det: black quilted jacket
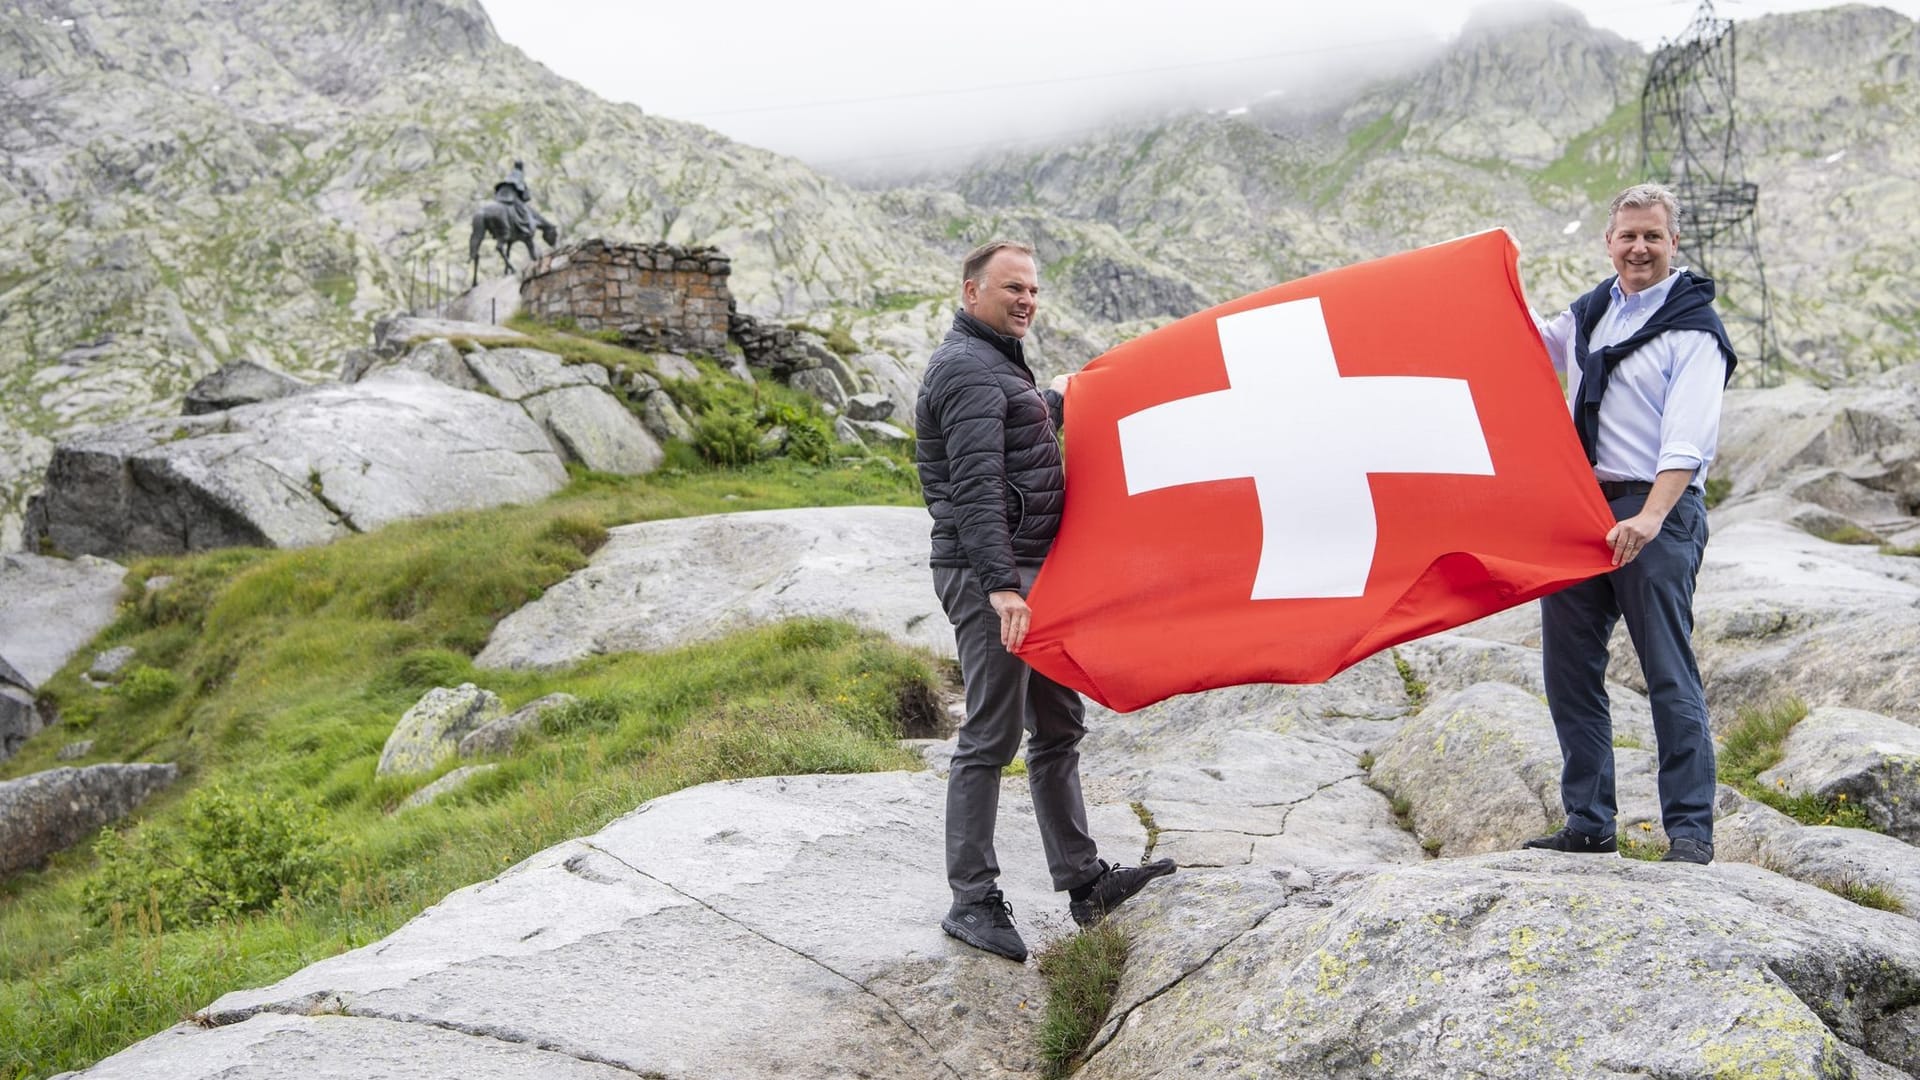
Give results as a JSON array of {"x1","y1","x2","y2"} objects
[{"x1": 915, "y1": 310, "x2": 1066, "y2": 594}]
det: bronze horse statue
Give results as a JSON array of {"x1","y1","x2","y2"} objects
[{"x1": 469, "y1": 199, "x2": 558, "y2": 286}]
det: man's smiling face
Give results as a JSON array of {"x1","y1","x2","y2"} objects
[
  {"x1": 1606, "y1": 203, "x2": 1679, "y2": 296},
  {"x1": 963, "y1": 250, "x2": 1040, "y2": 339}
]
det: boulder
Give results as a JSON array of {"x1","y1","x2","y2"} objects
[
  {"x1": 1, "y1": 685, "x2": 41, "y2": 761},
  {"x1": 443, "y1": 274, "x2": 524, "y2": 326},
  {"x1": 89, "y1": 646, "x2": 136, "y2": 680},
  {"x1": 788, "y1": 367, "x2": 848, "y2": 409},
  {"x1": 376, "y1": 684, "x2": 503, "y2": 778},
  {"x1": 844, "y1": 392, "x2": 894, "y2": 422},
  {"x1": 475, "y1": 507, "x2": 952, "y2": 670},
  {"x1": 835, "y1": 417, "x2": 912, "y2": 449},
  {"x1": 458, "y1": 693, "x2": 576, "y2": 758},
  {"x1": 182, "y1": 360, "x2": 306, "y2": 415},
  {"x1": 1370, "y1": 683, "x2": 1564, "y2": 854},
  {"x1": 637, "y1": 390, "x2": 695, "y2": 444},
  {"x1": 1757, "y1": 707, "x2": 1920, "y2": 842},
  {"x1": 25, "y1": 372, "x2": 568, "y2": 559},
  {"x1": 653, "y1": 353, "x2": 701, "y2": 382},
  {"x1": 399, "y1": 765, "x2": 498, "y2": 811},
  {"x1": 1077, "y1": 855, "x2": 1920, "y2": 1079},
  {"x1": 100, "y1": 772, "x2": 1143, "y2": 1080},
  {"x1": 1370, "y1": 682, "x2": 1663, "y2": 855},
  {"x1": 1689, "y1": 520, "x2": 1920, "y2": 722},
  {"x1": 0, "y1": 552, "x2": 125, "y2": 696},
  {"x1": 463, "y1": 348, "x2": 607, "y2": 401},
  {"x1": 0, "y1": 763, "x2": 178, "y2": 875},
  {"x1": 849, "y1": 351, "x2": 924, "y2": 415},
  {"x1": 371, "y1": 316, "x2": 524, "y2": 357},
  {"x1": 370, "y1": 339, "x2": 482, "y2": 391},
  {"x1": 521, "y1": 385, "x2": 664, "y2": 475},
  {"x1": 1715, "y1": 787, "x2": 1920, "y2": 915}
]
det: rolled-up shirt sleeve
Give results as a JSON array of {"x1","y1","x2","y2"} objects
[{"x1": 1656, "y1": 329, "x2": 1727, "y2": 477}]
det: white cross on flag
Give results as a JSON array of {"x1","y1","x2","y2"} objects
[{"x1": 1017, "y1": 230, "x2": 1617, "y2": 712}]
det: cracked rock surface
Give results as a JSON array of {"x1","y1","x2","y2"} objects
[
  {"x1": 1077, "y1": 856, "x2": 1920, "y2": 1079},
  {"x1": 81, "y1": 771, "x2": 1143, "y2": 1079}
]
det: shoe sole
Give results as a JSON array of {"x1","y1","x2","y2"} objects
[{"x1": 941, "y1": 917, "x2": 1027, "y2": 962}]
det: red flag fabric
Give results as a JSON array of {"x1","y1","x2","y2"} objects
[{"x1": 1016, "y1": 229, "x2": 1617, "y2": 712}]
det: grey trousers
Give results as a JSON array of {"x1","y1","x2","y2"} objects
[{"x1": 935, "y1": 563, "x2": 1102, "y2": 904}]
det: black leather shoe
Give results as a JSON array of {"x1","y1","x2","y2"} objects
[
  {"x1": 1520, "y1": 826, "x2": 1618, "y2": 854},
  {"x1": 942, "y1": 888, "x2": 1028, "y2": 961},
  {"x1": 1069, "y1": 858, "x2": 1178, "y2": 927},
  {"x1": 1661, "y1": 837, "x2": 1714, "y2": 864}
]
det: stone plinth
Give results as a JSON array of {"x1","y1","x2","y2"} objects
[{"x1": 520, "y1": 240, "x2": 732, "y2": 357}]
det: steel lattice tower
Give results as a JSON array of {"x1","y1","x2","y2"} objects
[{"x1": 1639, "y1": 0, "x2": 1774, "y2": 383}]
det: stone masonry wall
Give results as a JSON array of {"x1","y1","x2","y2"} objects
[{"x1": 520, "y1": 240, "x2": 732, "y2": 356}]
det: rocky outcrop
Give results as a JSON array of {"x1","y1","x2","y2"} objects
[
  {"x1": 76, "y1": 768, "x2": 1920, "y2": 1080},
  {"x1": 458, "y1": 693, "x2": 575, "y2": 758},
  {"x1": 1080, "y1": 855, "x2": 1920, "y2": 1079},
  {"x1": 398, "y1": 764, "x2": 497, "y2": 811},
  {"x1": 1758, "y1": 707, "x2": 1920, "y2": 842},
  {"x1": 0, "y1": 553, "x2": 126, "y2": 691},
  {"x1": 182, "y1": 361, "x2": 307, "y2": 416},
  {"x1": 1715, "y1": 787, "x2": 1920, "y2": 915},
  {"x1": 474, "y1": 506, "x2": 952, "y2": 670},
  {"x1": 24, "y1": 372, "x2": 569, "y2": 559},
  {"x1": 357, "y1": 341, "x2": 667, "y2": 476},
  {"x1": 376, "y1": 685, "x2": 502, "y2": 778},
  {"x1": 0, "y1": 763, "x2": 178, "y2": 875},
  {"x1": 1370, "y1": 682, "x2": 1666, "y2": 854},
  {"x1": 0, "y1": 552, "x2": 125, "y2": 760},
  {"x1": 94, "y1": 772, "x2": 1146, "y2": 1079}
]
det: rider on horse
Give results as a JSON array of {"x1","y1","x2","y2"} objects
[{"x1": 494, "y1": 160, "x2": 552, "y2": 239}]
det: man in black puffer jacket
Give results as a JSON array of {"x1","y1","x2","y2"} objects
[{"x1": 916, "y1": 240, "x2": 1175, "y2": 963}]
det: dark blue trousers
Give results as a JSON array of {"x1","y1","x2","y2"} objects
[{"x1": 1540, "y1": 488, "x2": 1715, "y2": 843}]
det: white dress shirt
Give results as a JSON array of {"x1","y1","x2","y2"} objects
[{"x1": 1535, "y1": 269, "x2": 1725, "y2": 490}]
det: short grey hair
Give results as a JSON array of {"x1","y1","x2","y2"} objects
[
  {"x1": 961, "y1": 240, "x2": 1036, "y2": 287},
  {"x1": 1607, "y1": 183, "x2": 1681, "y2": 235}
]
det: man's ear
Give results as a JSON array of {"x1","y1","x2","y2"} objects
[{"x1": 960, "y1": 277, "x2": 978, "y2": 309}]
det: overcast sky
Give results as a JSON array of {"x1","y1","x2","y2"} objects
[{"x1": 483, "y1": 0, "x2": 1919, "y2": 177}]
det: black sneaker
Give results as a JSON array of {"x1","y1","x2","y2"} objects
[
  {"x1": 942, "y1": 888, "x2": 1028, "y2": 962},
  {"x1": 1069, "y1": 858, "x2": 1178, "y2": 927},
  {"x1": 1661, "y1": 837, "x2": 1714, "y2": 864},
  {"x1": 1520, "y1": 826, "x2": 1618, "y2": 854}
]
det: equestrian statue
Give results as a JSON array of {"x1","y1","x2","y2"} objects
[{"x1": 469, "y1": 159, "x2": 558, "y2": 286}]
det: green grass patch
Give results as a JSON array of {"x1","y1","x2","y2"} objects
[
  {"x1": 1703, "y1": 476, "x2": 1731, "y2": 510},
  {"x1": 1822, "y1": 876, "x2": 1905, "y2": 914},
  {"x1": 1809, "y1": 521, "x2": 1882, "y2": 546},
  {"x1": 1716, "y1": 698, "x2": 1877, "y2": 830},
  {"x1": 1036, "y1": 922, "x2": 1130, "y2": 1079},
  {"x1": 501, "y1": 313, "x2": 660, "y2": 379},
  {"x1": 1618, "y1": 836, "x2": 1665, "y2": 861},
  {"x1": 1390, "y1": 650, "x2": 1428, "y2": 710},
  {"x1": 1879, "y1": 542, "x2": 1920, "y2": 557},
  {"x1": 0, "y1": 462, "x2": 935, "y2": 1078}
]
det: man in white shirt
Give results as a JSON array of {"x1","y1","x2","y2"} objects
[{"x1": 1524, "y1": 183, "x2": 1737, "y2": 865}]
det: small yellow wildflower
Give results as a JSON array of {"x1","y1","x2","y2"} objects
[
  {"x1": 1638, "y1": 821, "x2": 1652, "y2": 832},
  {"x1": 1837, "y1": 793, "x2": 1848, "y2": 801}
]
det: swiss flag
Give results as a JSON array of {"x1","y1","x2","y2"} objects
[{"x1": 1017, "y1": 229, "x2": 1616, "y2": 712}]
